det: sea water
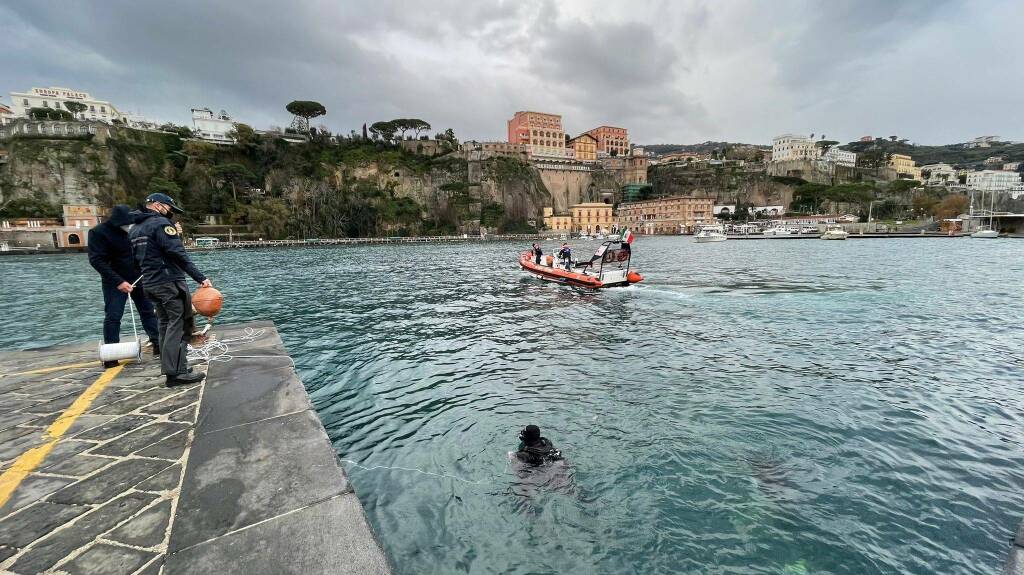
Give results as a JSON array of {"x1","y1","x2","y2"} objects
[{"x1": 2, "y1": 237, "x2": 1022, "y2": 574}]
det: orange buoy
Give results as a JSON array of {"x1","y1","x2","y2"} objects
[
  {"x1": 627, "y1": 271, "x2": 644, "y2": 284},
  {"x1": 192, "y1": 286, "x2": 223, "y2": 318}
]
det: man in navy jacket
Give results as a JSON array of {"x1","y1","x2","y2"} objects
[{"x1": 88, "y1": 204, "x2": 160, "y2": 367}]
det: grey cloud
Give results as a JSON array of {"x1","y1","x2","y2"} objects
[{"x1": 1, "y1": 0, "x2": 1022, "y2": 144}]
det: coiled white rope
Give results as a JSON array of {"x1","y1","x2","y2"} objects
[{"x1": 186, "y1": 326, "x2": 294, "y2": 366}]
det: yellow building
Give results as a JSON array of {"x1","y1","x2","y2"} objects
[
  {"x1": 569, "y1": 202, "x2": 614, "y2": 234},
  {"x1": 617, "y1": 196, "x2": 714, "y2": 234},
  {"x1": 567, "y1": 133, "x2": 598, "y2": 162},
  {"x1": 889, "y1": 153, "x2": 922, "y2": 180},
  {"x1": 542, "y1": 207, "x2": 573, "y2": 231}
]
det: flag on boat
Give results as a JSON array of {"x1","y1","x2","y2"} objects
[{"x1": 622, "y1": 228, "x2": 635, "y2": 244}]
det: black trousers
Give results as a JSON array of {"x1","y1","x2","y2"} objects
[
  {"x1": 146, "y1": 281, "x2": 195, "y2": 376},
  {"x1": 102, "y1": 282, "x2": 160, "y2": 344}
]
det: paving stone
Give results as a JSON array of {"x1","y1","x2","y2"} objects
[
  {"x1": 58, "y1": 542, "x2": 158, "y2": 575},
  {"x1": 0, "y1": 396, "x2": 44, "y2": 414},
  {"x1": 136, "y1": 430, "x2": 190, "y2": 461},
  {"x1": 59, "y1": 413, "x2": 119, "y2": 437},
  {"x1": 13, "y1": 381, "x2": 86, "y2": 401},
  {"x1": 0, "y1": 501, "x2": 88, "y2": 548},
  {"x1": 92, "y1": 388, "x2": 181, "y2": 416},
  {"x1": 0, "y1": 425, "x2": 35, "y2": 443},
  {"x1": 31, "y1": 439, "x2": 97, "y2": 472},
  {"x1": 165, "y1": 494, "x2": 390, "y2": 575},
  {"x1": 49, "y1": 459, "x2": 173, "y2": 505},
  {"x1": 197, "y1": 366, "x2": 310, "y2": 435},
  {"x1": 8, "y1": 492, "x2": 157, "y2": 574},
  {"x1": 21, "y1": 392, "x2": 78, "y2": 414},
  {"x1": 169, "y1": 410, "x2": 348, "y2": 552},
  {"x1": 73, "y1": 414, "x2": 156, "y2": 442},
  {"x1": 0, "y1": 432, "x2": 46, "y2": 461},
  {"x1": 0, "y1": 544, "x2": 16, "y2": 562},
  {"x1": 136, "y1": 556, "x2": 164, "y2": 575},
  {"x1": 0, "y1": 475, "x2": 75, "y2": 519},
  {"x1": 18, "y1": 411, "x2": 61, "y2": 428},
  {"x1": 88, "y1": 388, "x2": 147, "y2": 412},
  {"x1": 0, "y1": 411, "x2": 36, "y2": 432},
  {"x1": 136, "y1": 463, "x2": 182, "y2": 493},
  {"x1": 168, "y1": 404, "x2": 197, "y2": 424},
  {"x1": 143, "y1": 387, "x2": 200, "y2": 416},
  {"x1": 42, "y1": 453, "x2": 116, "y2": 477},
  {"x1": 91, "y1": 422, "x2": 190, "y2": 458},
  {"x1": 106, "y1": 499, "x2": 172, "y2": 548}
]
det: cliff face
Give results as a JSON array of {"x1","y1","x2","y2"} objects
[
  {"x1": 649, "y1": 163, "x2": 794, "y2": 207},
  {"x1": 0, "y1": 128, "x2": 551, "y2": 237}
]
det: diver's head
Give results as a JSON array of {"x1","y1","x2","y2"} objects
[{"x1": 519, "y1": 424, "x2": 541, "y2": 444}]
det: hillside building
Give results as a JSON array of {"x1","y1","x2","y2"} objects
[
  {"x1": 191, "y1": 108, "x2": 235, "y2": 143},
  {"x1": 617, "y1": 196, "x2": 715, "y2": 235},
  {"x1": 584, "y1": 126, "x2": 629, "y2": 157},
  {"x1": 920, "y1": 163, "x2": 958, "y2": 186},
  {"x1": 771, "y1": 134, "x2": 817, "y2": 162},
  {"x1": 569, "y1": 202, "x2": 614, "y2": 235},
  {"x1": 966, "y1": 170, "x2": 1021, "y2": 192},
  {"x1": 822, "y1": 146, "x2": 857, "y2": 167},
  {"x1": 462, "y1": 141, "x2": 529, "y2": 161},
  {"x1": 600, "y1": 151, "x2": 648, "y2": 185},
  {"x1": 542, "y1": 207, "x2": 573, "y2": 232},
  {"x1": 507, "y1": 111, "x2": 566, "y2": 158},
  {"x1": 0, "y1": 101, "x2": 12, "y2": 125},
  {"x1": 567, "y1": 133, "x2": 598, "y2": 162},
  {"x1": 888, "y1": 154, "x2": 922, "y2": 180},
  {"x1": 1004, "y1": 162, "x2": 1021, "y2": 172},
  {"x1": 9, "y1": 87, "x2": 125, "y2": 123},
  {"x1": 0, "y1": 204, "x2": 101, "y2": 250}
]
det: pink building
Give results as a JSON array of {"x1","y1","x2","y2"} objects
[
  {"x1": 585, "y1": 126, "x2": 629, "y2": 157},
  {"x1": 507, "y1": 111, "x2": 565, "y2": 158}
]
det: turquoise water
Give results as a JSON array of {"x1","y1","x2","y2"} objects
[{"x1": 1, "y1": 237, "x2": 1023, "y2": 574}]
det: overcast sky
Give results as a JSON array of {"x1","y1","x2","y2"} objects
[{"x1": 2, "y1": 0, "x2": 1021, "y2": 145}]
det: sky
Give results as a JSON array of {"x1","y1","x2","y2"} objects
[{"x1": 2, "y1": 0, "x2": 1021, "y2": 146}]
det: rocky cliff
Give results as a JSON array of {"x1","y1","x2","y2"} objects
[{"x1": 0, "y1": 126, "x2": 552, "y2": 238}]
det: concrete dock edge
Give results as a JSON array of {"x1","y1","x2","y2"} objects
[{"x1": 163, "y1": 321, "x2": 392, "y2": 574}]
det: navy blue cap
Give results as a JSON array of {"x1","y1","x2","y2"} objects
[{"x1": 145, "y1": 192, "x2": 184, "y2": 213}]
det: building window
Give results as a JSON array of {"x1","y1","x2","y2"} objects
[
  {"x1": 43, "y1": 101, "x2": 49, "y2": 107},
  {"x1": 100, "y1": 106, "x2": 106, "y2": 113},
  {"x1": 23, "y1": 99, "x2": 28, "y2": 106}
]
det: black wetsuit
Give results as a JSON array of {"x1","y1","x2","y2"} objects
[
  {"x1": 533, "y1": 246, "x2": 543, "y2": 265},
  {"x1": 515, "y1": 438, "x2": 563, "y2": 466}
]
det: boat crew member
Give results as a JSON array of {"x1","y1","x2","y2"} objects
[
  {"x1": 515, "y1": 425, "x2": 563, "y2": 466},
  {"x1": 532, "y1": 243, "x2": 543, "y2": 265},
  {"x1": 558, "y1": 243, "x2": 572, "y2": 269},
  {"x1": 88, "y1": 204, "x2": 161, "y2": 368},
  {"x1": 130, "y1": 193, "x2": 212, "y2": 386}
]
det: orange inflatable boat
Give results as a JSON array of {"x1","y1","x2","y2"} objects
[{"x1": 520, "y1": 240, "x2": 643, "y2": 289}]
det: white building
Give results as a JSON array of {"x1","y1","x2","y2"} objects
[
  {"x1": 966, "y1": 170, "x2": 1021, "y2": 192},
  {"x1": 0, "y1": 101, "x2": 13, "y2": 125},
  {"x1": 965, "y1": 136, "x2": 999, "y2": 148},
  {"x1": 822, "y1": 146, "x2": 857, "y2": 167},
  {"x1": 191, "y1": 108, "x2": 235, "y2": 143},
  {"x1": 771, "y1": 134, "x2": 817, "y2": 162},
  {"x1": 1003, "y1": 162, "x2": 1021, "y2": 172},
  {"x1": 9, "y1": 87, "x2": 124, "y2": 123},
  {"x1": 920, "y1": 163, "x2": 958, "y2": 186}
]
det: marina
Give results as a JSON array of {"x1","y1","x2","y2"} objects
[{"x1": 1, "y1": 237, "x2": 1022, "y2": 574}]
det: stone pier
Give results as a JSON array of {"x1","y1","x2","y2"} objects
[{"x1": 0, "y1": 321, "x2": 390, "y2": 575}]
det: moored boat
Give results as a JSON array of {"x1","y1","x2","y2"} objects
[
  {"x1": 820, "y1": 226, "x2": 849, "y2": 240},
  {"x1": 695, "y1": 225, "x2": 727, "y2": 243}
]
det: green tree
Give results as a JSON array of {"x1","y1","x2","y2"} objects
[
  {"x1": 369, "y1": 121, "x2": 398, "y2": 142},
  {"x1": 63, "y1": 101, "x2": 88, "y2": 118},
  {"x1": 227, "y1": 123, "x2": 260, "y2": 147},
  {"x1": 211, "y1": 163, "x2": 256, "y2": 202},
  {"x1": 28, "y1": 107, "x2": 73, "y2": 121},
  {"x1": 147, "y1": 177, "x2": 181, "y2": 197},
  {"x1": 285, "y1": 100, "x2": 327, "y2": 133}
]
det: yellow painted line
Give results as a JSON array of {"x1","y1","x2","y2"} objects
[
  {"x1": 0, "y1": 364, "x2": 124, "y2": 508},
  {"x1": 1, "y1": 360, "x2": 101, "y2": 378}
]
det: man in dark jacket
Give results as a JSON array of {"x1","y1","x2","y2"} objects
[
  {"x1": 130, "y1": 193, "x2": 212, "y2": 386},
  {"x1": 515, "y1": 425, "x2": 563, "y2": 466},
  {"x1": 88, "y1": 204, "x2": 160, "y2": 368}
]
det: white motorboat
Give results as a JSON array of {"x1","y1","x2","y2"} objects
[
  {"x1": 594, "y1": 233, "x2": 606, "y2": 240},
  {"x1": 799, "y1": 226, "x2": 818, "y2": 234},
  {"x1": 763, "y1": 226, "x2": 797, "y2": 237},
  {"x1": 820, "y1": 225, "x2": 849, "y2": 240},
  {"x1": 695, "y1": 225, "x2": 727, "y2": 243},
  {"x1": 970, "y1": 227, "x2": 999, "y2": 238}
]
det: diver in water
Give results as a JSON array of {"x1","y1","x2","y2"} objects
[{"x1": 515, "y1": 425, "x2": 563, "y2": 466}]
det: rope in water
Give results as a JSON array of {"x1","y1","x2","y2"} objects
[{"x1": 339, "y1": 458, "x2": 494, "y2": 486}]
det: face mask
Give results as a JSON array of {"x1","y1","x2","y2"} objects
[{"x1": 164, "y1": 211, "x2": 175, "y2": 222}]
